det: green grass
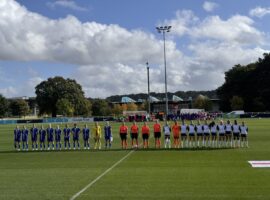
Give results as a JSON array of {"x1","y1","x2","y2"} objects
[{"x1": 0, "y1": 119, "x2": 270, "y2": 200}]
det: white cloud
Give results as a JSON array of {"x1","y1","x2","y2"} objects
[
  {"x1": 249, "y1": 6, "x2": 270, "y2": 18},
  {"x1": 162, "y1": 10, "x2": 199, "y2": 37},
  {"x1": 0, "y1": 0, "x2": 269, "y2": 98},
  {"x1": 190, "y1": 15, "x2": 264, "y2": 45},
  {"x1": 203, "y1": 1, "x2": 218, "y2": 12},
  {"x1": 47, "y1": 0, "x2": 87, "y2": 11}
]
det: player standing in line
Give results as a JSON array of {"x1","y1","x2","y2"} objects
[
  {"x1": 55, "y1": 125, "x2": 62, "y2": 150},
  {"x1": 225, "y1": 120, "x2": 233, "y2": 148},
  {"x1": 39, "y1": 125, "x2": 46, "y2": 150},
  {"x1": 47, "y1": 124, "x2": 54, "y2": 150},
  {"x1": 195, "y1": 121, "x2": 203, "y2": 148},
  {"x1": 203, "y1": 121, "x2": 210, "y2": 148},
  {"x1": 119, "y1": 121, "x2": 128, "y2": 149},
  {"x1": 209, "y1": 120, "x2": 217, "y2": 148},
  {"x1": 172, "y1": 121, "x2": 180, "y2": 148},
  {"x1": 232, "y1": 120, "x2": 240, "y2": 148},
  {"x1": 153, "y1": 119, "x2": 161, "y2": 148},
  {"x1": 141, "y1": 121, "x2": 150, "y2": 149},
  {"x1": 63, "y1": 124, "x2": 71, "y2": 150},
  {"x1": 163, "y1": 121, "x2": 171, "y2": 149},
  {"x1": 83, "y1": 124, "x2": 90, "y2": 150},
  {"x1": 30, "y1": 124, "x2": 38, "y2": 151},
  {"x1": 217, "y1": 120, "x2": 226, "y2": 148},
  {"x1": 93, "y1": 122, "x2": 102, "y2": 150},
  {"x1": 130, "y1": 121, "x2": 139, "y2": 149},
  {"x1": 72, "y1": 123, "x2": 80, "y2": 150},
  {"x1": 14, "y1": 125, "x2": 21, "y2": 151},
  {"x1": 187, "y1": 121, "x2": 196, "y2": 148},
  {"x1": 21, "y1": 125, "x2": 29, "y2": 151},
  {"x1": 240, "y1": 121, "x2": 249, "y2": 148},
  {"x1": 180, "y1": 121, "x2": 188, "y2": 148},
  {"x1": 104, "y1": 121, "x2": 113, "y2": 149}
]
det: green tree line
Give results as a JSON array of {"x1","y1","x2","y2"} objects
[{"x1": 217, "y1": 53, "x2": 270, "y2": 112}]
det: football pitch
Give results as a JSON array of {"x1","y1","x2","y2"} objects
[{"x1": 0, "y1": 119, "x2": 270, "y2": 200}]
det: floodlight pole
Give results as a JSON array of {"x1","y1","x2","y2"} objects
[
  {"x1": 156, "y1": 26, "x2": 171, "y2": 119},
  {"x1": 146, "y1": 62, "x2": 151, "y2": 117}
]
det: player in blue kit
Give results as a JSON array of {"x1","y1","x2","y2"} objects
[
  {"x1": 21, "y1": 125, "x2": 29, "y2": 151},
  {"x1": 14, "y1": 125, "x2": 21, "y2": 151},
  {"x1": 63, "y1": 124, "x2": 71, "y2": 150},
  {"x1": 47, "y1": 124, "x2": 54, "y2": 150},
  {"x1": 30, "y1": 124, "x2": 38, "y2": 151},
  {"x1": 104, "y1": 121, "x2": 113, "y2": 149},
  {"x1": 83, "y1": 124, "x2": 90, "y2": 149},
  {"x1": 39, "y1": 125, "x2": 46, "y2": 150},
  {"x1": 55, "y1": 125, "x2": 62, "y2": 150},
  {"x1": 72, "y1": 124, "x2": 80, "y2": 150},
  {"x1": 232, "y1": 120, "x2": 240, "y2": 148}
]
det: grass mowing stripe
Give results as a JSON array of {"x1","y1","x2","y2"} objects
[{"x1": 70, "y1": 150, "x2": 135, "y2": 200}]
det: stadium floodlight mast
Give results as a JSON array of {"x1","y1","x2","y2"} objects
[
  {"x1": 146, "y1": 62, "x2": 150, "y2": 118},
  {"x1": 156, "y1": 25, "x2": 172, "y2": 119}
]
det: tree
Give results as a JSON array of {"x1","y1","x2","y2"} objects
[
  {"x1": 35, "y1": 76, "x2": 90, "y2": 117},
  {"x1": 193, "y1": 95, "x2": 212, "y2": 111},
  {"x1": 217, "y1": 53, "x2": 270, "y2": 111},
  {"x1": 91, "y1": 99, "x2": 111, "y2": 116},
  {"x1": 9, "y1": 99, "x2": 30, "y2": 117},
  {"x1": 138, "y1": 101, "x2": 148, "y2": 111},
  {"x1": 0, "y1": 94, "x2": 9, "y2": 118},
  {"x1": 111, "y1": 104, "x2": 123, "y2": 115},
  {"x1": 230, "y1": 96, "x2": 244, "y2": 110},
  {"x1": 56, "y1": 98, "x2": 74, "y2": 117},
  {"x1": 126, "y1": 103, "x2": 138, "y2": 111}
]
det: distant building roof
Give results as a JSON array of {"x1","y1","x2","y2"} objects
[
  {"x1": 172, "y1": 95, "x2": 183, "y2": 102},
  {"x1": 121, "y1": 96, "x2": 136, "y2": 103},
  {"x1": 150, "y1": 96, "x2": 160, "y2": 102}
]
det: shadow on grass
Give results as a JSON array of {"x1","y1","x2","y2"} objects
[{"x1": 0, "y1": 147, "x2": 239, "y2": 154}]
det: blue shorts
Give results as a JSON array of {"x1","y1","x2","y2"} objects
[
  {"x1": 105, "y1": 136, "x2": 110, "y2": 141},
  {"x1": 197, "y1": 133, "x2": 203, "y2": 136},
  {"x1": 226, "y1": 131, "x2": 232, "y2": 135},
  {"x1": 189, "y1": 133, "x2": 195, "y2": 137},
  {"x1": 211, "y1": 132, "x2": 217, "y2": 136},
  {"x1": 233, "y1": 133, "x2": 240, "y2": 139},
  {"x1": 204, "y1": 133, "x2": 210, "y2": 136},
  {"x1": 219, "y1": 133, "x2": 225, "y2": 136},
  {"x1": 40, "y1": 139, "x2": 45, "y2": 143},
  {"x1": 73, "y1": 137, "x2": 79, "y2": 141},
  {"x1": 181, "y1": 133, "x2": 187, "y2": 137},
  {"x1": 241, "y1": 134, "x2": 247, "y2": 138}
]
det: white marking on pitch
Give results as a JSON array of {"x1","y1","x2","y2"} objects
[
  {"x1": 70, "y1": 150, "x2": 135, "y2": 200},
  {"x1": 248, "y1": 161, "x2": 270, "y2": 168}
]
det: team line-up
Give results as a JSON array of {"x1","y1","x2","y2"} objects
[{"x1": 13, "y1": 119, "x2": 249, "y2": 151}]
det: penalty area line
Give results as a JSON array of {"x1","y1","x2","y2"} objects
[{"x1": 70, "y1": 150, "x2": 135, "y2": 200}]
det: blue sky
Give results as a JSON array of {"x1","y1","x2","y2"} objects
[{"x1": 0, "y1": 0, "x2": 270, "y2": 98}]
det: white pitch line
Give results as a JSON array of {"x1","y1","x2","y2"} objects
[{"x1": 70, "y1": 150, "x2": 135, "y2": 200}]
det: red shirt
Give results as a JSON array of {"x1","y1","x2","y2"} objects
[
  {"x1": 141, "y1": 125, "x2": 150, "y2": 135},
  {"x1": 130, "y1": 125, "x2": 139, "y2": 134},
  {"x1": 172, "y1": 125, "x2": 180, "y2": 137},
  {"x1": 119, "y1": 125, "x2": 128, "y2": 134},
  {"x1": 153, "y1": 123, "x2": 161, "y2": 132}
]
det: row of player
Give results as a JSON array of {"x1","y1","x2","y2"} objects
[
  {"x1": 14, "y1": 122, "x2": 109, "y2": 151},
  {"x1": 13, "y1": 119, "x2": 249, "y2": 151},
  {"x1": 118, "y1": 119, "x2": 249, "y2": 149}
]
